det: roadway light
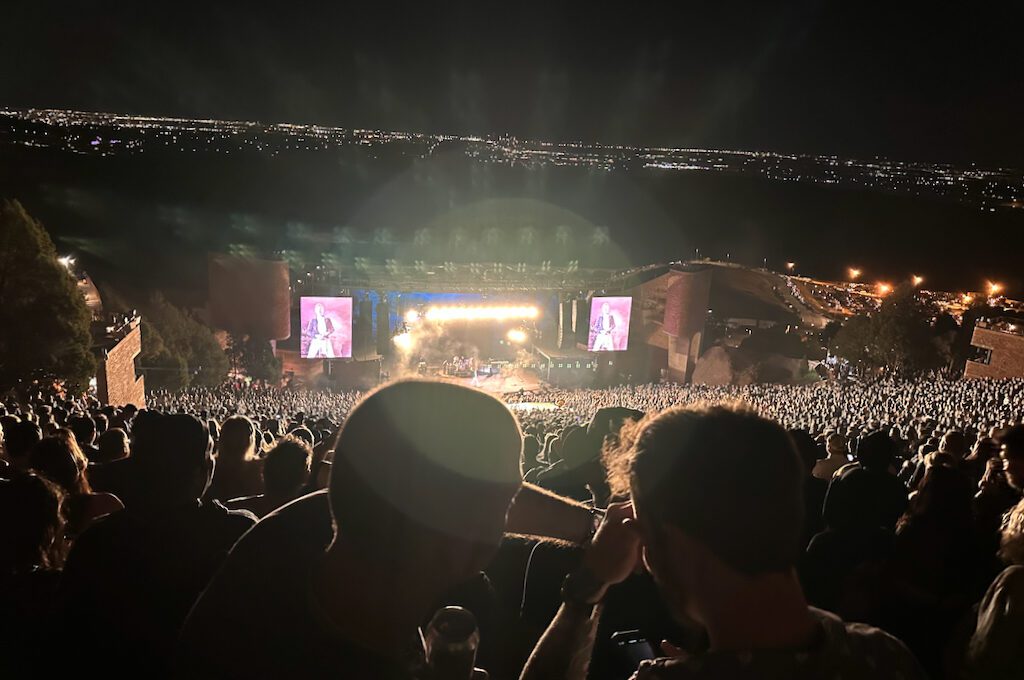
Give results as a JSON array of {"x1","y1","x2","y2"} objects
[{"x1": 848, "y1": 267, "x2": 862, "y2": 280}]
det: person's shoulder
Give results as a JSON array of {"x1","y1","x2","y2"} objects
[
  {"x1": 229, "y1": 491, "x2": 331, "y2": 552},
  {"x1": 983, "y1": 564, "x2": 1024, "y2": 606},
  {"x1": 812, "y1": 608, "x2": 926, "y2": 677}
]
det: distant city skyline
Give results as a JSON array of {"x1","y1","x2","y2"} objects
[{"x1": 3, "y1": 107, "x2": 1022, "y2": 212}]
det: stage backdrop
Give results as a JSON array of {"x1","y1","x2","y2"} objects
[
  {"x1": 588, "y1": 296, "x2": 632, "y2": 351},
  {"x1": 300, "y1": 297, "x2": 353, "y2": 359}
]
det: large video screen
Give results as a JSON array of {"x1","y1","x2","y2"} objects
[
  {"x1": 300, "y1": 297, "x2": 353, "y2": 359},
  {"x1": 588, "y1": 296, "x2": 632, "y2": 352}
]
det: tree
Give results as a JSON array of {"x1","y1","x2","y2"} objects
[
  {"x1": 227, "y1": 333, "x2": 282, "y2": 383},
  {"x1": 139, "y1": 293, "x2": 228, "y2": 390},
  {"x1": 0, "y1": 200, "x2": 96, "y2": 392},
  {"x1": 831, "y1": 315, "x2": 873, "y2": 367},
  {"x1": 831, "y1": 286, "x2": 943, "y2": 375}
]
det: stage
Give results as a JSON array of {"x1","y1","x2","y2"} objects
[{"x1": 431, "y1": 366, "x2": 544, "y2": 395}]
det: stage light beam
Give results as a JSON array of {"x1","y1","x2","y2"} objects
[
  {"x1": 424, "y1": 305, "x2": 540, "y2": 322},
  {"x1": 506, "y1": 328, "x2": 528, "y2": 344}
]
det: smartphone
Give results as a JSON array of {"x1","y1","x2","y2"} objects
[{"x1": 611, "y1": 629, "x2": 657, "y2": 669}]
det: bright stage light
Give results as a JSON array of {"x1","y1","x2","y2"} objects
[
  {"x1": 424, "y1": 305, "x2": 540, "y2": 322},
  {"x1": 848, "y1": 267, "x2": 862, "y2": 280},
  {"x1": 988, "y1": 281, "x2": 1003, "y2": 296},
  {"x1": 506, "y1": 328, "x2": 528, "y2": 344},
  {"x1": 392, "y1": 332, "x2": 414, "y2": 352},
  {"x1": 876, "y1": 282, "x2": 892, "y2": 296},
  {"x1": 404, "y1": 309, "x2": 420, "y2": 323},
  {"x1": 58, "y1": 255, "x2": 76, "y2": 270},
  {"x1": 912, "y1": 275, "x2": 924, "y2": 287}
]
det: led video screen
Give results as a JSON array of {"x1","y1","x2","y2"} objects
[
  {"x1": 588, "y1": 296, "x2": 632, "y2": 352},
  {"x1": 300, "y1": 297, "x2": 353, "y2": 359}
]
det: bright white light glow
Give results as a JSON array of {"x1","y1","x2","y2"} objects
[
  {"x1": 392, "y1": 332, "x2": 414, "y2": 352},
  {"x1": 506, "y1": 328, "x2": 528, "y2": 344},
  {"x1": 404, "y1": 309, "x2": 420, "y2": 323},
  {"x1": 424, "y1": 305, "x2": 540, "y2": 322}
]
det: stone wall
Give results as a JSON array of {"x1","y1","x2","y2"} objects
[
  {"x1": 97, "y1": 322, "x2": 145, "y2": 408},
  {"x1": 964, "y1": 326, "x2": 1024, "y2": 379}
]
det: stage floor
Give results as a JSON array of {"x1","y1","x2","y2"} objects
[{"x1": 438, "y1": 367, "x2": 543, "y2": 395}]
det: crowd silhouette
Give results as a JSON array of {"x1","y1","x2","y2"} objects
[{"x1": 3, "y1": 376, "x2": 1024, "y2": 678}]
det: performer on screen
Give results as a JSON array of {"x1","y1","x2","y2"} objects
[
  {"x1": 592, "y1": 301, "x2": 617, "y2": 351},
  {"x1": 305, "y1": 303, "x2": 336, "y2": 358}
]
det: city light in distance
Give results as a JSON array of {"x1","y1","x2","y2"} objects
[
  {"x1": 876, "y1": 282, "x2": 893, "y2": 296},
  {"x1": 848, "y1": 267, "x2": 862, "y2": 280},
  {"x1": 961, "y1": 293, "x2": 975, "y2": 305},
  {"x1": 785, "y1": 262, "x2": 796, "y2": 271},
  {"x1": 912, "y1": 275, "x2": 924, "y2": 286},
  {"x1": 988, "y1": 281, "x2": 1004, "y2": 296},
  {"x1": 506, "y1": 328, "x2": 528, "y2": 344},
  {"x1": 424, "y1": 305, "x2": 540, "y2": 322}
]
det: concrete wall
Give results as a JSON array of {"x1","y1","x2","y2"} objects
[{"x1": 964, "y1": 326, "x2": 1024, "y2": 379}]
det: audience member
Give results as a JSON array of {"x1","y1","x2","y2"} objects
[{"x1": 56, "y1": 414, "x2": 256, "y2": 676}]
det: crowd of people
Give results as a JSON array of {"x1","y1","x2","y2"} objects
[{"x1": 3, "y1": 375, "x2": 1024, "y2": 678}]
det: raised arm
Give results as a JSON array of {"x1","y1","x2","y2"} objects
[{"x1": 519, "y1": 502, "x2": 642, "y2": 680}]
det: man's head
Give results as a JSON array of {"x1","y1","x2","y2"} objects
[
  {"x1": 329, "y1": 380, "x2": 522, "y2": 584},
  {"x1": 96, "y1": 428, "x2": 130, "y2": 464},
  {"x1": 601, "y1": 302, "x2": 611, "y2": 315},
  {"x1": 68, "y1": 414, "x2": 97, "y2": 450},
  {"x1": 825, "y1": 433, "x2": 847, "y2": 457},
  {"x1": 629, "y1": 404, "x2": 804, "y2": 622},
  {"x1": 939, "y1": 430, "x2": 967, "y2": 460},
  {"x1": 314, "y1": 303, "x2": 325, "y2": 317},
  {"x1": 1001, "y1": 424, "x2": 1024, "y2": 491},
  {"x1": 262, "y1": 435, "x2": 312, "y2": 500},
  {"x1": 4, "y1": 420, "x2": 42, "y2": 470},
  {"x1": 133, "y1": 414, "x2": 214, "y2": 506},
  {"x1": 856, "y1": 430, "x2": 896, "y2": 472}
]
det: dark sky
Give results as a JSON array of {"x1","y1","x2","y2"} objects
[{"x1": 4, "y1": 2, "x2": 1023, "y2": 165}]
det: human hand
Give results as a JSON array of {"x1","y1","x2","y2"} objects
[{"x1": 582, "y1": 501, "x2": 642, "y2": 593}]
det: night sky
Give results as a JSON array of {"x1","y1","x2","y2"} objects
[{"x1": 4, "y1": 2, "x2": 1023, "y2": 165}]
